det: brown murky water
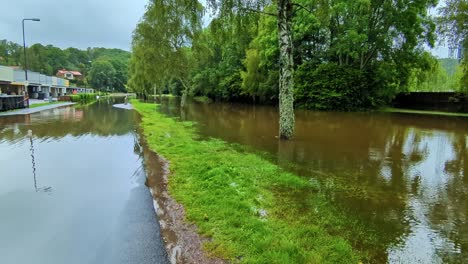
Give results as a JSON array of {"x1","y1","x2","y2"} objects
[{"x1": 158, "y1": 97, "x2": 468, "y2": 263}]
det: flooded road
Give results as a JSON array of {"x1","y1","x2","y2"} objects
[
  {"x1": 0, "y1": 99, "x2": 168, "y2": 264},
  {"x1": 159, "y1": 98, "x2": 468, "y2": 263}
]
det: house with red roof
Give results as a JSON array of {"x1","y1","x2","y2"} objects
[{"x1": 56, "y1": 69, "x2": 83, "y2": 80}]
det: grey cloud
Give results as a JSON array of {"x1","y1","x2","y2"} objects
[{"x1": 0, "y1": 0, "x2": 148, "y2": 50}]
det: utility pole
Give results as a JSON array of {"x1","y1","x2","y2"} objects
[{"x1": 22, "y1": 18, "x2": 40, "y2": 100}]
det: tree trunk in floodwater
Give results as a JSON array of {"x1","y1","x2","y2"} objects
[
  {"x1": 179, "y1": 78, "x2": 189, "y2": 109},
  {"x1": 277, "y1": 0, "x2": 295, "y2": 139},
  {"x1": 181, "y1": 90, "x2": 187, "y2": 109}
]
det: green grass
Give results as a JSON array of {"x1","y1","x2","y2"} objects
[
  {"x1": 381, "y1": 107, "x2": 468, "y2": 117},
  {"x1": 148, "y1": 94, "x2": 179, "y2": 99},
  {"x1": 29, "y1": 101, "x2": 62, "y2": 108},
  {"x1": 70, "y1": 93, "x2": 98, "y2": 104},
  {"x1": 133, "y1": 100, "x2": 367, "y2": 263},
  {"x1": 193, "y1": 96, "x2": 213, "y2": 104},
  {"x1": 1, "y1": 101, "x2": 63, "y2": 113}
]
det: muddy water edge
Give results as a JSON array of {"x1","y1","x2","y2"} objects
[
  {"x1": 136, "y1": 121, "x2": 225, "y2": 264},
  {"x1": 151, "y1": 97, "x2": 468, "y2": 264}
]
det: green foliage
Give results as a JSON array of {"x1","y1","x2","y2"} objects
[
  {"x1": 438, "y1": 0, "x2": 468, "y2": 47},
  {"x1": 70, "y1": 93, "x2": 97, "y2": 104},
  {"x1": 0, "y1": 40, "x2": 22, "y2": 66},
  {"x1": 407, "y1": 58, "x2": 465, "y2": 92},
  {"x1": 88, "y1": 60, "x2": 117, "y2": 91},
  {"x1": 0, "y1": 39, "x2": 130, "y2": 92},
  {"x1": 29, "y1": 101, "x2": 61, "y2": 108},
  {"x1": 241, "y1": 49, "x2": 263, "y2": 101},
  {"x1": 128, "y1": 0, "x2": 203, "y2": 100},
  {"x1": 133, "y1": 100, "x2": 369, "y2": 263},
  {"x1": 439, "y1": 58, "x2": 460, "y2": 76},
  {"x1": 295, "y1": 63, "x2": 386, "y2": 110},
  {"x1": 130, "y1": 0, "x2": 440, "y2": 110}
]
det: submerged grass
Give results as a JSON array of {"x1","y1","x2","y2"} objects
[
  {"x1": 193, "y1": 96, "x2": 213, "y2": 104},
  {"x1": 381, "y1": 107, "x2": 468, "y2": 117},
  {"x1": 133, "y1": 100, "x2": 364, "y2": 263}
]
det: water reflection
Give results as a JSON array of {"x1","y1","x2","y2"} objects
[
  {"x1": 0, "y1": 98, "x2": 135, "y2": 141},
  {"x1": 0, "y1": 98, "x2": 167, "y2": 264},
  {"x1": 158, "y1": 98, "x2": 468, "y2": 263},
  {"x1": 28, "y1": 130, "x2": 38, "y2": 192}
]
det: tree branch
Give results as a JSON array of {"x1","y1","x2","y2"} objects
[
  {"x1": 242, "y1": 7, "x2": 277, "y2": 17},
  {"x1": 292, "y1": 2, "x2": 313, "y2": 14}
]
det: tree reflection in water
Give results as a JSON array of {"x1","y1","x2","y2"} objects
[{"x1": 156, "y1": 98, "x2": 468, "y2": 263}]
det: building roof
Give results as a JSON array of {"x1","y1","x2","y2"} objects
[{"x1": 57, "y1": 69, "x2": 82, "y2": 76}]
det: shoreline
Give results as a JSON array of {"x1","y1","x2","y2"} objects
[
  {"x1": 132, "y1": 100, "x2": 366, "y2": 263},
  {"x1": 381, "y1": 107, "x2": 468, "y2": 117},
  {"x1": 137, "y1": 119, "x2": 226, "y2": 264},
  {"x1": 0, "y1": 102, "x2": 76, "y2": 116}
]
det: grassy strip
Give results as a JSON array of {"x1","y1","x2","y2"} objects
[
  {"x1": 29, "y1": 101, "x2": 62, "y2": 108},
  {"x1": 133, "y1": 100, "x2": 364, "y2": 263},
  {"x1": 148, "y1": 94, "x2": 179, "y2": 100},
  {"x1": 1, "y1": 101, "x2": 62, "y2": 113},
  {"x1": 381, "y1": 107, "x2": 468, "y2": 117}
]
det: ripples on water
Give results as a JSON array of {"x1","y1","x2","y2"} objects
[
  {"x1": 157, "y1": 97, "x2": 468, "y2": 263},
  {"x1": 2, "y1": 98, "x2": 465, "y2": 263}
]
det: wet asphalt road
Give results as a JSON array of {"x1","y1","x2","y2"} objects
[{"x1": 0, "y1": 102, "x2": 169, "y2": 264}]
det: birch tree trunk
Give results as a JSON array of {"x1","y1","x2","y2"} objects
[
  {"x1": 181, "y1": 90, "x2": 187, "y2": 109},
  {"x1": 277, "y1": 0, "x2": 295, "y2": 139},
  {"x1": 179, "y1": 78, "x2": 189, "y2": 109}
]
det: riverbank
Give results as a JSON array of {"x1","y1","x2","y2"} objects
[
  {"x1": 133, "y1": 100, "x2": 373, "y2": 263},
  {"x1": 381, "y1": 107, "x2": 468, "y2": 117}
]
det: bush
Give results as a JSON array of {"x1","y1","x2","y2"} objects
[
  {"x1": 70, "y1": 93, "x2": 97, "y2": 104},
  {"x1": 295, "y1": 63, "x2": 389, "y2": 111}
]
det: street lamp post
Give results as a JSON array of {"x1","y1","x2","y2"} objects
[{"x1": 22, "y1": 18, "x2": 40, "y2": 98}]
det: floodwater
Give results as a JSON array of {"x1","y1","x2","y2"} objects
[
  {"x1": 0, "y1": 99, "x2": 168, "y2": 264},
  {"x1": 158, "y1": 97, "x2": 468, "y2": 263}
]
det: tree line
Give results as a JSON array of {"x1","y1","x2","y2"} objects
[
  {"x1": 0, "y1": 39, "x2": 130, "y2": 92},
  {"x1": 128, "y1": 0, "x2": 468, "y2": 138}
]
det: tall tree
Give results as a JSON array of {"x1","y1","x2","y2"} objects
[
  {"x1": 208, "y1": 0, "x2": 296, "y2": 139},
  {"x1": 129, "y1": 0, "x2": 203, "y2": 106},
  {"x1": 0, "y1": 40, "x2": 22, "y2": 66},
  {"x1": 88, "y1": 60, "x2": 116, "y2": 91}
]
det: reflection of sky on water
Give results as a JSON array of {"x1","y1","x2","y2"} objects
[
  {"x1": 385, "y1": 129, "x2": 463, "y2": 263},
  {"x1": 0, "y1": 100, "x2": 154, "y2": 264},
  {"x1": 156, "y1": 99, "x2": 468, "y2": 263},
  {"x1": 388, "y1": 199, "x2": 460, "y2": 264}
]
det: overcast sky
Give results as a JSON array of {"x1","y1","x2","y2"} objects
[
  {"x1": 0, "y1": 0, "x2": 148, "y2": 51},
  {"x1": 0, "y1": 0, "x2": 450, "y2": 57}
]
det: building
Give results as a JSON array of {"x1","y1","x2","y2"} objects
[
  {"x1": 0, "y1": 65, "x2": 25, "y2": 95},
  {"x1": 0, "y1": 65, "x2": 93, "y2": 98},
  {"x1": 56, "y1": 69, "x2": 83, "y2": 80}
]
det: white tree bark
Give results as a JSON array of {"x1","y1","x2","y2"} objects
[{"x1": 277, "y1": 0, "x2": 295, "y2": 139}]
